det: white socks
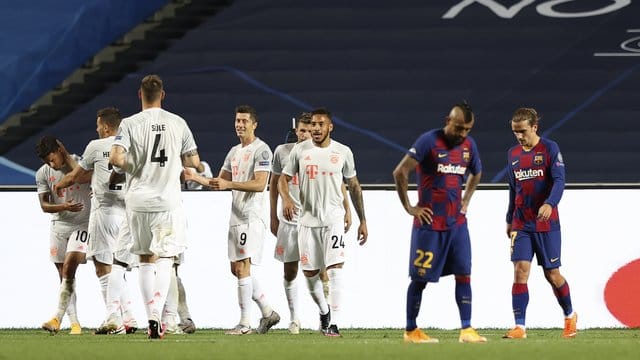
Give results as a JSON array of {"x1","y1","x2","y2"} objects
[
  {"x1": 138, "y1": 262, "x2": 156, "y2": 319},
  {"x1": 55, "y1": 278, "x2": 75, "y2": 321},
  {"x1": 252, "y1": 276, "x2": 272, "y2": 318},
  {"x1": 284, "y1": 279, "x2": 298, "y2": 322},
  {"x1": 98, "y1": 274, "x2": 109, "y2": 305},
  {"x1": 238, "y1": 276, "x2": 252, "y2": 326},
  {"x1": 177, "y1": 275, "x2": 191, "y2": 321},
  {"x1": 306, "y1": 274, "x2": 329, "y2": 315},
  {"x1": 106, "y1": 266, "x2": 123, "y2": 321},
  {"x1": 327, "y1": 268, "x2": 343, "y2": 325},
  {"x1": 152, "y1": 258, "x2": 173, "y2": 321},
  {"x1": 163, "y1": 266, "x2": 179, "y2": 324}
]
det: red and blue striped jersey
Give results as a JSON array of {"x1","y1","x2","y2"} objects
[
  {"x1": 408, "y1": 129, "x2": 482, "y2": 231},
  {"x1": 506, "y1": 137, "x2": 565, "y2": 232}
]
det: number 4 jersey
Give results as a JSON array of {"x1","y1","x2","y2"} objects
[{"x1": 114, "y1": 108, "x2": 198, "y2": 212}]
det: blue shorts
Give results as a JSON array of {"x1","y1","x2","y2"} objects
[
  {"x1": 408, "y1": 223, "x2": 471, "y2": 282},
  {"x1": 510, "y1": 230, "x2": 562, "y2": 269}
]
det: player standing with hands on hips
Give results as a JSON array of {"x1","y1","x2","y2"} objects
[{"x1": 393, "y1": 102, "x2": 487, "y2": 344}]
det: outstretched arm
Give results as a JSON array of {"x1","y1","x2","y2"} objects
[
  {"x1": 54, "y1": 165, "x2": 93, "y2": 196},
  {"x1": 211, "y1": 171, "x2": 269, "y2": 192}
]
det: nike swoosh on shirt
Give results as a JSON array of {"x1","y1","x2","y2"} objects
[
  {"x1": 512, "y1": 160, "x2": 519, "y2": 165},
  {"x1": 438, "y1": 153, "x2": 447, "y2": 158}
]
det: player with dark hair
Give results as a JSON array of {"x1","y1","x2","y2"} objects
[
  {"x1": 270, "y1": 113, "x2": 352, "y2": 334},
  {"x1": 279, "y1": 107, "x2": 367, "y2": 337},
  {"x1": 184, "y1": 104, "x2": 280, "y2": 335},
  {"x1": 503, "y1": 107, "x2": 577, "y2": 339},
  {"x1": 37, "y1": 136, "x2": 92, "y2": 335},
  {"x1": 393, "y1": 102, "x2": 487, "y2": 344}
]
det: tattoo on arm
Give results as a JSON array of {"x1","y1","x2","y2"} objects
[{"x1": 347, "y1": 177, "x2": 366, "y2": 222}]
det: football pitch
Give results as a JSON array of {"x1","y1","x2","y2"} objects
[{"x1": 1, "y1": 328, "x2": 637, "y2": 360}]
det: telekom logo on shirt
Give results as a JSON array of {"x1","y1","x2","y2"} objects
[{"x1": 305, "y1": 164, "x2": 319, "y2": 179}]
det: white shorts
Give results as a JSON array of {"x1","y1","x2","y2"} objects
[
  {"x1": 299, "y1": 223, "x2": 348, "y2": 271},
  {"x1": 274, "y1": 222, "x2": 299, "y2": 263},
  {"x1": 113, "y1": 218, "x2": 137, "y2": 267},
  {"x1": 128, "y1": 207, "x2": 187, "y2": 258},
  {"x1": 228, "y1": 220, "x2": 265, "y2": 264},
  {"x1": 87, "y1": 206, "x2": 126, "y2": 264},
  {"x1": 49, "y1": 221, "x2": 89, "y2": 263}
]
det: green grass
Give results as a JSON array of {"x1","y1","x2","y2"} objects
[{"x1": 0, "y1": 328, "x2": 638, "y2": 360}]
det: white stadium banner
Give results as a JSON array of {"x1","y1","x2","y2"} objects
[{"x1": 1, "y1": 189, "x2": 638, "y2": 329}]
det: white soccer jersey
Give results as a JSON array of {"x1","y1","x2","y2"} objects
[
  {"x1": 78, "y1": 136, "x2": 125, "y2": 209},
  {"x1": 272, "y1": 142, "x2": 301, "y2": 225},
  {"x1": 184, "y1": 160, "x2": 213, "y2": 190},
  {"x1": 282, "y1": 139, "x2": 356, "y2": 227},
  {"x1": 35, "y1": 154, "x2": 91, "y2": 226},
  {"x1": 222, "y1": 138, "x2": 272, "y2": 225},
  {"x1": 113, "y1": 108, "x2": 197, "y2": 212}
]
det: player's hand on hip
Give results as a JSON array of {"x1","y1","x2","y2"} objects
[
  {"x1": 506, "y1": 223, "x2": 513, "y2": 238},
  {"x1": 409, "y1": 205, "x2": 433, "y2": 225}
]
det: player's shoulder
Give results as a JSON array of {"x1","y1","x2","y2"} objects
[
  {"x1": 274, "y1": 142, "x2": 294, "y2": 155},
  {"x1": 539, "y1": 137, "x2": 560, "y2": 151},
  {"x1": 253, "y1": 138, "x2": 272, "y2": 151},
  {"x1": 86, "y1": 136, "x2": 111, "y2": 150},
  {"x1": 328, "y1": 138, "x2": 352, "y2": 152},
  {"x1": 162, "y1": 109, "x2": 189, "y2": 126},
  {"x1": 416, "y1": 128, "x2": 440, "y2": 144},
  {"x1": 507, "y1": 143, "x2": 522, "y2": 155},
  {"x1": 462, "y1": 134, "x2": 478, "y2": 148},
  {"x1": 35, "y1": 164, "x2": 49, "y2": 177}
]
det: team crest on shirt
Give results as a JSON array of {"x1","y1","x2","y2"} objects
[
  {"x1": 534, "y1": 153, "x2": 544, "y2": 165},
  {"x1": 463, "y1": 150, "x2": 470, "y2": 162},
  {"x1": 329, "y1": 154, "x2": 340, "y2": 164}
]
